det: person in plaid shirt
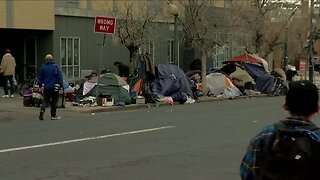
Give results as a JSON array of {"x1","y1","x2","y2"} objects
[{"x1": 240, "y1": 80, "x2": 320, "y2": 180}]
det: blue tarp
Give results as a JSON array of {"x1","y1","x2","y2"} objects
[
  {"x1": 151, "y1": 64, "x2": 193, "y2": 103},
  {"x1": 244, "y1": 63, "x2": 275, "y2": 93}
]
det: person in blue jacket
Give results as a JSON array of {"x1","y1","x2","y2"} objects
[{"x1": 38, "y1": 54, "x2": 63, "y2": 121}]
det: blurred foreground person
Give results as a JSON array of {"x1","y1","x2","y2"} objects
[{"x1": 240, "y1": 80, "x2": 320, "y2": 180}]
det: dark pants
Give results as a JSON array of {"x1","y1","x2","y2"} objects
[
  {"x1": 40, "y1": 89, "x2": 59, "y2": 117},
  {"x1": 3, "y1": 75, "x2": 14, "y2": 95}
]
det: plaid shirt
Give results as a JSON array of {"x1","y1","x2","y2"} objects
[{"x1": 240, "y1": 117, "x2": 320, "y2": 180}]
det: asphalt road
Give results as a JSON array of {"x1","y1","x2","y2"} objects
[{"x1": 1, "y1": 96, "x2": 319, "y2": 180}]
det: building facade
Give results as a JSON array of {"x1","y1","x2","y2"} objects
[
  {"x1": 0, "y1": 0, "x2": 54, "y2": 82},
  {"x1": 1, "y1": 0, "x2": 251, "y2": 83}
]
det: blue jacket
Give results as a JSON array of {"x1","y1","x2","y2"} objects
[{"x1": 38, "y1": 61, "x2": 63, "y2": 90}]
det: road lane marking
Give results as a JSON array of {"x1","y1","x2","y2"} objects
[{"x1": 0, "y1": 126, "x2": 175, "y2": 153}]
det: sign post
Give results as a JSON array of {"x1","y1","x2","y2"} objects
[
  {"x1": 94, "y1": 16, "x2": 116, "y2": 74},
  {"x1": 299, "y1": 60, "x2": 306, "y2": 80}
]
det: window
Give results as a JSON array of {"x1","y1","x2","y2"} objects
[
  {"x1": 167, "y1": 40, "x2": 180, "y2": 65},
  {"x1": 60, "y1": 37, "x2": 80, "y2": 79}
]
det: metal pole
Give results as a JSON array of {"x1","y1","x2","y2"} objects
[
  {"x1": 284, "y1": 27, "x2": 288, "y2": 68},
  {"x1": 309, "y1": 0, "x2": 315, "y2": 82},
  {"x1": 99, "y1": 34, "x2": 106, "y2": 75},
  {"x1": 173, "y1": 14, "x2": 179, "y2": 66}
]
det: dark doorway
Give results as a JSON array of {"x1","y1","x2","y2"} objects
[{"x1": 24, "y1": 36, "x2": 37, "y2": 80}]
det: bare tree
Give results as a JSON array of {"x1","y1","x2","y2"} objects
[
  {"x1": 96, "y1": 1, "x2": 160, "y2": 73},
  {"x1": 176, "y1": 0, "x2": 237, "y2": 93},
  {"x1": 176, "y1": 0, "x2": 210, "y2": 93},
  {"x1": 235, "y1": 0, "x2": 300, "y2": 59}
]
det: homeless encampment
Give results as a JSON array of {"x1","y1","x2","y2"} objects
[
  {"x1": 219, "y1": 63, "x2": 257, "y2": 94},
  {"x1": 225, "y1": 54, "x2": 269, "y2": 72},
  {"x1": 79, "y1": 73, "x2": 131, "y2": 104},
  {"x1": 151, "y1": 64, "x2": 195, "y2": 103},
  {"x1": 206, "y1": 72, "x2": 242, "y2": 98},
  {"x1": 244, "y1": 63, "x2": 275, "y2": 94}
]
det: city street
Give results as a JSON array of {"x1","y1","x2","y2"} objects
[
  {"x1": 2, "y1": 1, "x2": 320, "y2": 179},
  {"x1": 1, "y1": 96, "x2": 318, "y2": 179}
]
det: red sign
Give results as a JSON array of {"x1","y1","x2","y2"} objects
[
  {"x1": 299, "y1": 61, "x2": 306, "y2": 72},
  {"x1": 94, "y1": 16, "x2": 116, "y2": 34}
]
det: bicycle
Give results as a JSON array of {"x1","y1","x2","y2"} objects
[
  {"x1": 268, "y1": 77, "x2": 288, "y2": 96},
  {"x1": 20, "y1": 68, "x2": 37, "y2": 96}
]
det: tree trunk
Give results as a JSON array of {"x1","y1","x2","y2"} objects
[
  {"x1": 128, "y1": 46, "x2": 139, "y2": 75},
  {"x1": 255, "y1": 31, "x2": 263, "y2": 54},
  {"x1": 200, "y1": 50, "x2": 207, "y2": 94}
]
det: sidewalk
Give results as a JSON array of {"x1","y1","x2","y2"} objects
[
  {"x1": 0, "y1": 87, "x2": 267, "y2": 114},
  {"x1": 4, "y1": 72, "x2": 320, "y2": 114}
]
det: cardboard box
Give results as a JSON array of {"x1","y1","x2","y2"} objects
[
  {"x1": 102, "y1": 98, "x2": 114, "y2": 107},
  {"x1": 136, "y1": 96, "x2": 145, "y2": 104},
  {"x1": 97, "y1": 96, "x2": 114, "y2": 106}
]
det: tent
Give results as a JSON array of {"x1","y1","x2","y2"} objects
[
  {"x1": 229, "y1": 66, "x2": 256, "y2": 88},
  {"x1": 250, "y1": 54, "x2": 269, "y2": 73},
  {"x1": 225, "y1": 54, "x2": 261, "y2": 64},
  {"x1": 225, "y1": 54, "x2": 269, "y2": 72},
  {"x1": 151, "y1": 64, "x2": 195, "y2": 103},
  {"x1": 244, "y1": 63, "x2": 274, "y2": 94},
  {"x1": 85, "y1": 73, "x2": 131, "y2": 104},
  {"x1": 206, "y1": 72, "x2": 241, "y2": 97}
]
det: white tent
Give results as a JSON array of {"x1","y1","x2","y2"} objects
[{"x1": 206, "y1": 73, "x2": 242, "y2": 98}]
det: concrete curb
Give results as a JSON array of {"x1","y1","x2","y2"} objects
[{"x1": 66, "y1": 94, "x2": 269, "y2": 113}]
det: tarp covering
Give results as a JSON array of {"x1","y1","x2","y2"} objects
[
  {"x1": 151, "y1": 64, "x2": 194, "y2": 103},
  {"x1": 244, "y1": 63, "x2": 275, "y2": 93}
]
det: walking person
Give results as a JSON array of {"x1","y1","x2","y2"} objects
[
  {"x1": 38, "y1": 54, "x2": 63, "y2": 121},
  {"x1": 0, "y1": 49, "x2": 16, "y2": 98},
  {"x1": 240, "y1": 80, "x2": 320, "y2": 180}
]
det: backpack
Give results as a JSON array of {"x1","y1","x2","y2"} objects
[{"x1": 258, "y1": 120, "x2": 320, "y2": 180}]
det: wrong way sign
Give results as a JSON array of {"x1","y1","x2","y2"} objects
[{"x1": 94, "y1": 16, "x2": 116, "y2": 34}]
